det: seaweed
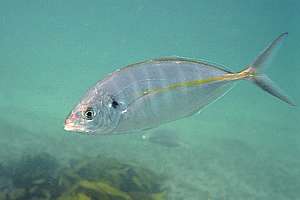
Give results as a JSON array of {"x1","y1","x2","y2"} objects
[
  {"x1": 58, "y1": 155, "x2": 165, "y2": 200},
  {"x1": 0, "y1": 153, "x2": 166, "y2": 200},
  {"x1": 6, "y1": 153, "x2": 60, "y2": 199}
]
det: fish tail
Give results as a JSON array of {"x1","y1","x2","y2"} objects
[{"x1": 238, "y1": 32, "x2": 295, "y2": 106}]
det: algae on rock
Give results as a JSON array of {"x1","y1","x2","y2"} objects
[
  {"x1": 58, "y1": 180, "x2": 132, "y2": 200},
  {"x1": 0, "y1": 153, "x2": 167, "y2": 200}
]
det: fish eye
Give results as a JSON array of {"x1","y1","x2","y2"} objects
[
  {"x1": 83, "y1": 107, "x2": 95, "y2": 120},
  {"x1": 111, "y1": 100, "x2": 119, "y2": 109}
]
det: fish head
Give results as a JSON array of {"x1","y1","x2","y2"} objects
[{"x1": 64, "y1": 88, "x2": 122, "y2": 135}]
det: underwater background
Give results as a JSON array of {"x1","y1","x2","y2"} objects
[{"x1": 0, "y1": 0, "x2": 299, "y2": 199}]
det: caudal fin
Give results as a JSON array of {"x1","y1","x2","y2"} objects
[{"x1": 241, "y1": 32, "x2": 295, "y2": 106}]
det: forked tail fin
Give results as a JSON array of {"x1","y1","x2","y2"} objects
[{"x1": 241, "y1": 32, "x2": 295, "y2": 106}]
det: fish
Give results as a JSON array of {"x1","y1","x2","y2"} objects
[
  {"x1": 142, "y1": 129, "x2": 183, "y2": 148},
  {"x1": 64, "y1": 33, "x2": 295, "y2": 135}
]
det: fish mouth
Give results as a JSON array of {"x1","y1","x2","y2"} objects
[
  {"x1": 64, "y1": 118, "x2": 74, "y2": 131},
  {"x1": 64, "y1": 123, "x2": 76, "y2": 131},
  {"x1": 64, "y1": 124, "x2": 87, "y2": 133},
  {"x1": 64, "y1": 120, "x2": 94, "y2": 134},
  {"x1": 64, "y1": 120, "x2": 85, "y2": 133}
]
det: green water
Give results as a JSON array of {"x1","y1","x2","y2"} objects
[{"x1": 0, "y1": 0, "x2": 299, "y2": 199}]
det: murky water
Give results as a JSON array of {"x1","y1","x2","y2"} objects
[{"x1": 0, "y1": 1, "x2": 299, "y2": 199}]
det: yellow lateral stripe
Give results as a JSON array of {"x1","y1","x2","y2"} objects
[{"x1": 142, "y1": 72, "x2": 246, "y2": 96}]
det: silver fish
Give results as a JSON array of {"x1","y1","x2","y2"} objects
[
  {"x1": 64, "y1": 33, "x2": 294, "y2": 135},
  {"x1": 142, "y1": 129, "x2": 183, "y2": 148}
]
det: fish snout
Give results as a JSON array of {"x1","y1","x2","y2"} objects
[
  {"x1": 64, "y1": 117, "x2": 73, "y2": 125},
  {"x1": 64, "y1": 115, "x2": 89, "y2": 133},
  {"x1": 64, "y1": 118, "x2": 75, "y2": 131},
  {"x1": 64, "y1": 112, "x2": 79, "y2": 131}
]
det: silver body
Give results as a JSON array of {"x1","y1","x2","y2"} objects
[
  {"x1": 64, "y1": 33, "x2": 294, "y2": 135},
  {"x1": 96, "y1": 58, "x2": 233, "y2": 134}
]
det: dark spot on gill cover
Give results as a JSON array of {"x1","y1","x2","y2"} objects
[{"x1": 112, "y1": 100, "x2": 119, "y2": 109}]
